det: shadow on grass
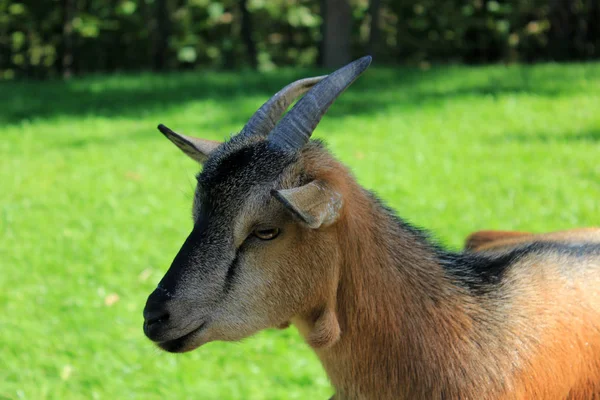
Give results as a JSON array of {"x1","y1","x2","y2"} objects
[
  {"x1": 55, "y1": 130, "x2": 160, "y2": 149},
  {"x1": 0, "y1": 64, "x2": 588, "y2": 127},
  {"x1": 493, "y1": 130, "x2": 600, "y2": 143},
  {"x1": 1, "y1": 68, "x2": 414, "y2": 125}
]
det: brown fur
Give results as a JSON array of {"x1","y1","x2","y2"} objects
[
  {"x1": 288, "y1": 149, "x2": 600, "y2": 399},
  {"x1": 150, "y1": 132, "x2": 600, "y2": 399},
  {"x1": 465, "y1": 228, "x2": 600, "y2": 251},
  {"x1": 149, "y1": 59, "x2": 600, "y2": 398}
]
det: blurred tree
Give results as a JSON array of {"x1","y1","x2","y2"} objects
[
  {"x1": 1, "y1": 0, "x2": 599, "y2": 79},
  {"x1": 61, "y1": 0, "x2": 74, "y2": 78},
  {"x1": 321, "y1": 0, "x2": 351, "y2": 67},
  {"x1": 367, "y1": 0, "x2": 381, "y2": 58},
  {"x1": 239, "y1": 0, "x2": 257, "y2": 68},
  {"x1": 153, "y1": 0, "x2": 170, "y2": 70}
]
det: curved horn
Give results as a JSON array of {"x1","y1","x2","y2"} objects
[
  {"x1": 268, "y1": 56, "x2": 372, "y2": 151},
  {"x1": 240, "y1": 76, "x2": 326, "y2": 137}
]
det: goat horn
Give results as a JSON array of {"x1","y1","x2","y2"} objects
[
  {"x1": 268, "y1": 56, "x2": 372, "y2": 151},
  {"x1": 240, "y1": 76, "x2": 327, "y2": 138}
]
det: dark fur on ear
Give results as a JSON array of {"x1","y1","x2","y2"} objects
[{"x1": 158, "y1": 124, "x2": 221, "y2": 163}]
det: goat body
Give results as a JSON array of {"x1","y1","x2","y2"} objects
[
  {"x1": 144, "y1": 57, "x2": 600, "y2": 399},
  {"x1": 293, "y1": 153, "x2": 600, "y2": 399}
]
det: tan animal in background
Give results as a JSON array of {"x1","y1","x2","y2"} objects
[
  {"x1": 142, "y1": 57, "x2": 600, "y2": 399},
  {"x1": 465, "y1": 228, "x2": 600, "y2": 251}
]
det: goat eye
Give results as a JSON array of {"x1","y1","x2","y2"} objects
[{"x1": 253, "y1": 227, "x2": 280, "y2": 240}]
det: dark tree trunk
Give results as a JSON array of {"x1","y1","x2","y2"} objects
[
  {"x1": 104, "y1": 0, "x2": 122, "y2": 73},
  {"x1": 587, "y1": 0, "x2": 600, "y2": 59},
  {"x1": 317, "y1": 0, "x2": 326, "y2": 67},
  {"x1": 139, "y1": 0, "x2": 154, "y2": 69},
  {"x1": 61, "y1": 0, "x2": 74, "y2": 79},
  {"x1": 239, "y1": 0, "x2": 257, "y2": 69},
  {"x1": 548, "y1": 0, "x2": 573, "y2": 61},
  {"x1": 153, "y1": 0, "x2": 170, "y2": 71},
  {"x1": 221, "y1": 5, "x2": 236, "y2": 70},
  {"x1": 463, "y1": 0, "x2": 500, "y2": 63},
  {"x1": 391, "y1": 2, "x2": 405, "y2": 61},
  {"x1": 367, "y1": 0, "x2": 381, "y2": 58},
  {"x1": 321, "y1": 0, "x2": 352, "y2": 68}
]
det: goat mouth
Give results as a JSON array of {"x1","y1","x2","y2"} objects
[{"x1": 156, "y1": 322, "x2": 208, "y2": 353}]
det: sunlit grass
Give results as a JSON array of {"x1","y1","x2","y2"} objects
[{"x1": 1, "y1": 62, "x2": 599, "y2": 399}]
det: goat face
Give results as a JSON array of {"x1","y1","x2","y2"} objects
[
  {"x1": 143, "y1": 138, "x2": 341, "y2": 352},
  {"x1": 143, "y1": 56, "x2": 371, "y2": 353}
]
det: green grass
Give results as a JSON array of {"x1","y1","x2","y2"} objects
[{"x1": 1, "y1": 62, "x2": 600, "y2": 399}]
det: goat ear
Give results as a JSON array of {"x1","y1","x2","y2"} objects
[
  {"x1": 272, "y1": 181, "x2": 343, "y2": 229},
  {"x1": 158, "y1": 124, "x2": 221, "y2": 163}
]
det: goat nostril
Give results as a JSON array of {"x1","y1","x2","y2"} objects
[{"x1": 145, "y1": 311, "x2": 170, "y2": 327}]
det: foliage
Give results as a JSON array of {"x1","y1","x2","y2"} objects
[
  {"x1": 1, "y1": 0, "x2": 599, "y2": 79},
  {"x1": 1, "y1": 63, "x2": 600, "y2": 398},
  {"x1": 379, "y1": 0, "x2": 600, "y2": 64}
]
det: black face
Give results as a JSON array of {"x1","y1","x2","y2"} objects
[
  {"x1": 198, "y1": 140, "x2": 298, "y2": 210},
  {"x1": 142, "y1": 137, "x2": 300, "y2": 352},
  {"x1": 143, "y1": 217, "x2": 230, "y2": 351}
]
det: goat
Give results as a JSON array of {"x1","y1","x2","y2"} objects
[
  {"x1": 464, "y1": 228, "x2": 600, "y2": 252},
  {"x1": 143, "y1": 56, "x2": 600, "y2": 399}
]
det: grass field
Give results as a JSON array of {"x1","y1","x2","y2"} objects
[{"x1": 1, "y1": 62, "x2": 600, "y2": 399}]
